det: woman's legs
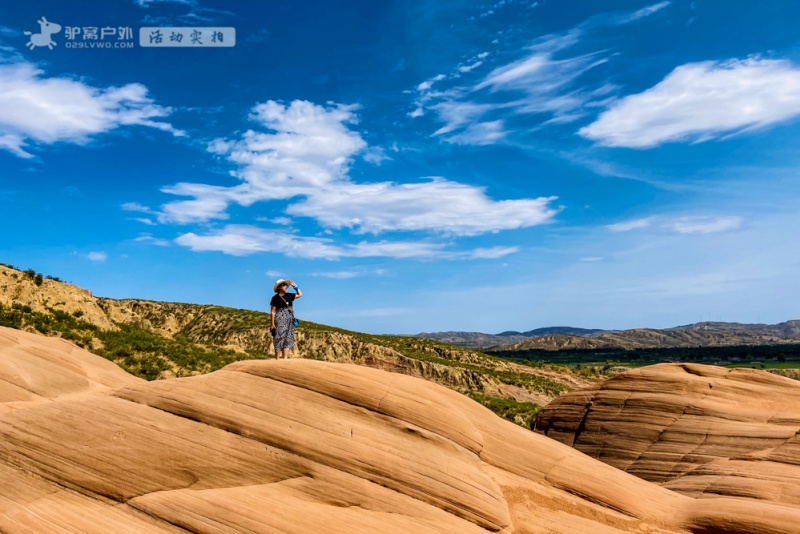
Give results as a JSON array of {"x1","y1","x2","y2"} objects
[{"x1": 272, "y1": 308, "x2": 295, "y2": 359}]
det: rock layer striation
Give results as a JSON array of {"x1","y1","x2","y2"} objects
[
  {"x1": 535, "y1": 362, "x2": 800, "y2": 508},
  {"x1": 2, "y1": 328, "x2": 800, "y2": 533}
]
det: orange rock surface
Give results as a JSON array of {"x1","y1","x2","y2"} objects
[
  {"x1": 536, "y1": 363, "x2": 800, "y2": 508},
  {"x1": 2, "y1": 328, "x2": 800, "y2": 533}
]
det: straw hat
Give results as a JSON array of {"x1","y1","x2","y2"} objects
[{"x1": 273, "y1": 279, "x2": 291, "y2": 292}]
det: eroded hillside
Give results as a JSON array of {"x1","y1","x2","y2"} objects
[{"x1": 0, "y1": 264, "x2": 593, "y2": 429}]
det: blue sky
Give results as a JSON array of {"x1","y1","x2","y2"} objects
[{"x1": 1, "y1": 0, "x2": 799, "y2": 334}]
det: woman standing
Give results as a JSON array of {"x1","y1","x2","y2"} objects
[{"x1": 270, "y1": 279, "x2": 302, "y2": 359}]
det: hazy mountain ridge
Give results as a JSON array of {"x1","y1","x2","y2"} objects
[
  {"x1": 0, "y1": 263, "x2": 592, "y2": 428},
  {"x1": 420, "y1": 321, "x2": 800, "y2": 350},
  {"x1": 418, "y1": 327, "x2": 606, "y2": 347},
  {"x1": 499, "y1": 321, "x2": 800, "y2": 351}
]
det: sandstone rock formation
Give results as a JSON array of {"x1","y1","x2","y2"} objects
[
  {"x1": 535, "y1": 363, "x2": 800, "y2": 509},
  {"x1": 3, "y1": 328, "x2": 800, "y2": 532}
]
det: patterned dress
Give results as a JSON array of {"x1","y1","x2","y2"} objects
[
  {"x1": 272, "y1": 306, "x2": 295, "y2": 352},
  {"x1": 271, "y1": 292, "x2": 296, "y2": 352}
]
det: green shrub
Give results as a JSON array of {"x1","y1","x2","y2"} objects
[{"x1": 467, "y1": 393, "x2": 542, "y2": 429}]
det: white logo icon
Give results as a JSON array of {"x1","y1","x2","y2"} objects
[{"x1": 25, "y1": 17, "x2": 62, "y2": 50}]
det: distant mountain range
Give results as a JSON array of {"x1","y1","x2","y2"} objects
[
  {"x1": 416, "y1": 327, "x2": 607, "y2": 348},
  {"x1": 497, "y1": 327, "x2": 606, "y2": 337},
  {"x1": 418, "y1": 321, "x2": 800, "y2": 350}
]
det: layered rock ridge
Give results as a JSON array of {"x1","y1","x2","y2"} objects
[
  {"x1": 3, "y1": 328, "x2": 800, "y2": 533},
  {"x1": 535, "y1": 363, "x2": 800, "y2": 508}
]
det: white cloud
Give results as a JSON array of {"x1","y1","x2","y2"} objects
[
  {"x1": 133, "y1": 218, "x2": 157, "y2": 226},
  {"x1": 580, "y1": 256, "x2": 604, "y2": 262},
  {"x1": 0, "y1": 133, "x2": 31, "y2": 158},
  {"x1": 174, "y1": 225, "x2": 521, "y2": 260},
  {"x1": 617, "y1": 1, "x2": 670, "y2": 23},
  {"x1": 0, "y1": 61, "x2": 183, "y2": 158},
  {"x1": 465, "y1": 246, "x2": 519, "y2": 259},
  {"x1": 134, "y1": 234, "x2": 170, "y2": 246},
  {"x1": 265, "y1": 270, "x2": 282, "y2": 277},
  {"x1": 311, "y1": 268, "x2": 388, "y2": 279},
  {"x1": 431, "y1": 101, "x2": 497, "y2": 136},
  {"x1": 286, "y1": 178, "x2": 557, "y2": 236},
  {"x1": 416, "y1": 28, "x2": 610, "y2": 144},
  {"x1": 443, "y1": 120, "x2": 507, "y2": 145},
  {"x1": 607, "y1": 217, "x2": 655, "y2": 232},
  {"x1": 475, "y1": 31, "x2": 583, "y2": 91},
  {"x1": 417, "y1": 74, "x2": 445, "y2": 92},
  {"x1": 580, "y1": 58, "x2": 800, "y2": 148},
  {"x1": 608, "y1": 215, "x2": 743, "y2": 235},
  {"x1": 134, "y1": 234, "x2": 170, "y2": 247},
  {"x1": 87, "y1": 251, "x2": 107, "y2": 262},
  {"x1": 458, "y1": 61, "x2": 483, "y2": 73},
  {"x1": 157, "y1": 100, "x2": 557, "y2": 250},
  {"x1": 158, "y1": 183, "x2": 236, "y2": 224},
  {"x1": 122, "y1": 202, "x2": 155, "y2": 213},
  {"x1": 665, "y1": 216, "x2": 743, "y2": 234}
]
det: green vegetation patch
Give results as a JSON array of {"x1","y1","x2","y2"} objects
[
  {"x1": 467, "y1": 392, "x2": 542, "y2": 430},
  {"x1": 0, "y1": 303, "x2": 270, "y2": 380},
  {"x1": 489, "y1": 344, "x2": 800, "y2": 372}
]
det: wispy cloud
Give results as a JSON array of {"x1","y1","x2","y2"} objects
[
  {"x1": 608, "y1": 215, "x2": 743, "y2": 234},
  {"x1": 122, "y1": 202, "x2": 156, "y2": 214},
  {"x1": 408, "y1": 2, "x2": 679, "y2": 146},
  {"x1": 311, "y1": 268, "x2": 388, "y2": 279},
  {"x1": 0, "y1": 60, "x2": 182, "y2": 158},
  {"x1": 87, "y1": 251, "x2": 108, "y2": 262},
  {"x1": 580, "y1": 58, "x2": 800, "y2": 148},
  {"x1": 616, "y1": 1, "x2": 670, "y2": 24},
  {"x1": 134, "y1": 234, "x2": 170, "y2": 246},
  {"x1": 410, "y1": 28, "x2": 608, "y2": 144},
  {"x1": 666, "y1": 216, "x2": 743, "y2": 234},
  {"x1": 607, "y1": 217, "x2": 655, "y2": 232},
  {"x1": 175, "y1": 225, "x2": 520, "y2": 260}
]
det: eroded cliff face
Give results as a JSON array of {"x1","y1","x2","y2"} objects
[
  {"x1": 4, "y1": 326, "x2": 800, "y2": 534},
  {"x1": 0, "y1": 267, "x2": 115, "y2": 330}
]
